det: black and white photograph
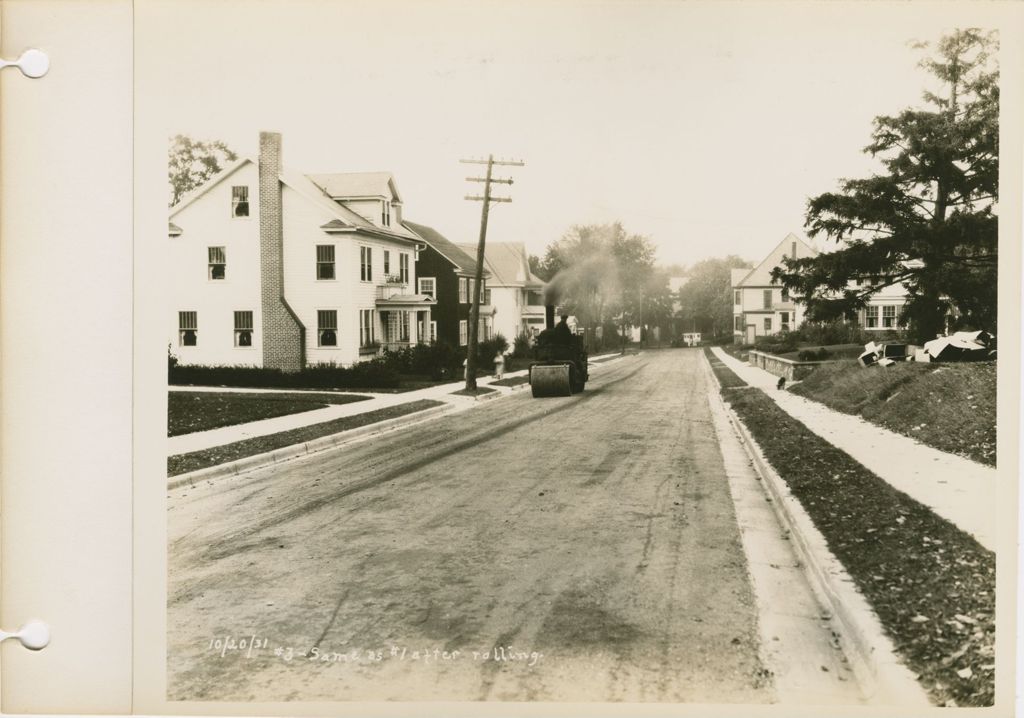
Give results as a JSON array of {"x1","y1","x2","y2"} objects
[{"x1": 148, "y1": 0, "x2": 1013, "y2": 711}]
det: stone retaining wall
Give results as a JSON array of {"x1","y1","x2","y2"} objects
[{"x1": 747, "y1": 350, "x2": 837, "y2": 380}]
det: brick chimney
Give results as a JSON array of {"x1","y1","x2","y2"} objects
[{"x1": 259, "y1": 131, "x2": 305, "y2": 372}]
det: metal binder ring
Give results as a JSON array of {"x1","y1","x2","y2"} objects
[
  {"x1": 0, "y1": 620, "x2": 50, "y2": 650},
  {"x1": 0, "y1": 49, "x2": 49, "y2": 78}
]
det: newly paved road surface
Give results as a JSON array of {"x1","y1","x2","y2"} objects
[{"x1": 168, "y1": 349, "x2": 773, "y2": 702}]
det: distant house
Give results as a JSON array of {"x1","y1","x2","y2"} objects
[
  {"x1": 456, "y1": 241, "x2": 547, "y2": 342},
  {"x1": 733, "y1": 232, "x2": 911, "y2": 344},
  {"x1": 403, "y1": 220, "x2": 493, "y2": 348},
  {"x1": 731, "y1": 233, "x2": 816, "y2": 344},
  {"x1": 168, "y1": 131, "x2": 434, "y2": 370},
  {"x1": 849, "y1": 269, "x2": 915, "y2": 333}
]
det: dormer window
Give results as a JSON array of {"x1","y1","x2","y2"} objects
[
  {"x1": 231, "y1": 186, "x2": 249, "y2": 217},
  {"x1": 381, "y1": 201, "x2": 391, "y2": 227}
]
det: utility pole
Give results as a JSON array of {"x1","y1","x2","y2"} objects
[{"x1": 461, "y1": 154, "x2": 524, "y2": 390}]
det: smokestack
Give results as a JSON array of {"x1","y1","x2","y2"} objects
[
  {"x1": 545, "y1": 305, "x2": 555, "y2": 330},
  {"x1": 258, "y1": 131, "x2": 305, "y2": 371}
]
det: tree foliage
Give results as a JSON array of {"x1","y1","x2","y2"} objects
[
  {"x1": 773, "y1": 29, "x2": 998, "y2": 342},
  {"x1": 168, "y1": 134, "x2": 239, "y2": 206},
  {"x1": 676, "y1": 255, "x2": 753, "y2": 338},
  {"x1": 537, "y1": 222, "x2": 664, "y2": 345}
]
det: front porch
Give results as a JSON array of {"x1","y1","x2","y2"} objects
[{"x1": 368, "y1": 284, "x2": 436, "y2": 356}]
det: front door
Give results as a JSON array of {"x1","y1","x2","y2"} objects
[{"x1": 745, "y1": 324, "x2": 756, "y2": 344}]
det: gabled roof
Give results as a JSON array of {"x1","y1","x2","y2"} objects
[
  {"x1": 307, "y1": 172, "x2": 403, "y2": 204},
  {"x1": 403, "y1": 220, "x2": 486, "y2": 277},
  {"x1": 734, "y1": 232, "x2": 817, "y2": 288},
  {"x1": 169, "y1": 157, "x2": 251, "y2": 218},
  {"x1": 169, "y1": 157, "x2": 419, "y2": 245},
  {"x1": 455, "y1": 241, "x2": 543, "y2": 288}
]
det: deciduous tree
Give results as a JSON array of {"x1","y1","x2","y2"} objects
[{"x1": 169, "y1": 134, "x2": 238, "y2": 206}]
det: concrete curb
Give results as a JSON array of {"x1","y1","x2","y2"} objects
[
  {"x1": 701, "y1": 352, "x2": 930, "y2": 707},
  {"x1": 168, "y1": 403, "x2": 454, "y2": 490}
]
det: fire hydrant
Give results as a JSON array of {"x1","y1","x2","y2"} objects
[{"x1": 494, "y1": 352, "x2": 505, "y2": 380}]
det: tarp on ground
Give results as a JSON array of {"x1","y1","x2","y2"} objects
[{"x1": 922, "y1": 335, "x2": 991, "y2": 362}]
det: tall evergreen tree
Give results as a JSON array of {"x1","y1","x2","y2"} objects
[{"x1": 773, "y1": 29, "x2": 998, "y2": 342}]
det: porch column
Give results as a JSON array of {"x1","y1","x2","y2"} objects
[
  {"x1": 422, "y1": 307, "x2": 432, "y2": 343},
  {"x1": 407, "y1": 309, "x2": 418, "y2": 345}
]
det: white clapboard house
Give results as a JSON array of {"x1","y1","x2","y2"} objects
[{"x1": 169, "y1": 131, "x2": 434, "y2": 371}]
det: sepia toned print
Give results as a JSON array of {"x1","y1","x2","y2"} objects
[{"x1": 157, "y1": 1, "x2": 1005, "y2": 710}]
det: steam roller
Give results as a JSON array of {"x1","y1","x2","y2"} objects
[
  {"x1": 529, "y1": 305, "x2": 588, "y2": 398},
  {"x1": 530, "y1": 364, "x2": 574, "y2": 397}
]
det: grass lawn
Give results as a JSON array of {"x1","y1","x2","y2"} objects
[
  {"x1": 790, "y1": 361, "x2": 996, "y2": 466},
  {"x1": 703, "y1": 347, "x2": 749, "y2": 388},
  {"x1": 723, "y1": 387, "x2": 994, "y2": 707},
  {"x1": 168, "y1": 391, "x2": 371, "y2": 437},
  {"x1": 492, "y1": 375, "x2": 530, "y2": 387},
  {"x1": 775, "y1": 343, "x2": 865, "y2": 361},
  {"x1": 168, "y1": 399, "x2": 444, "y2": 477},
  {"x1": 450, "y1": 386, "x2": 498, "y2": 397}
]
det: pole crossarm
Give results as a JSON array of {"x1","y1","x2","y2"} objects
[
  {"x1": 464, "y1": 195, "x2": 512, "y2": 202},
  {"x1": 459, "y1": 158, "x2": 525, "y2": 166},
  {"x1": 465, "y1": 177, "x2": 514, "y2": 184}
]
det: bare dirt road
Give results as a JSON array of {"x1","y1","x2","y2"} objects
[{"x1": 167, "y1": 349, "x2": 773, "y2": 703}]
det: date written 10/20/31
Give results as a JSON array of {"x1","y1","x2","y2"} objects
[{"x1": 207, "y1": 635, "x2": 271, "y2": 658}]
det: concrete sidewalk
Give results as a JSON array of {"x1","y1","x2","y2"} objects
[
  {"x1": 168, "y1": 351, "x2": 631, "y2": 456},
  {"x1": 710, "y1": 347, "x2": 996, "y2": 552},
  {"x1": 168, "y1": 370, "x2": 527, "y2": 455}
]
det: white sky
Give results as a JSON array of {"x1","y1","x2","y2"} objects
[{"x1": 146, "y1": 0, "x2": 1000, "y2": 269}]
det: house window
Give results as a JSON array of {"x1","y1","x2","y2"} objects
[
  {"x1": 359, "y1": 309, "x2": 375, "y2": 347},
  {"x1": 734, "y1": 315, "x2": 743, "y2": 331},
  {"x1": 468, "y1": 278, "x2": 485, "y2": 303},
  {"x1": 762, "y1": 289, "x2": 772, "y2": 310},
  {"x1": 866, "y1": 305, "x2": 879, "y2": 328},
  {"x1": 483, "y1": 288, "x2": 491, "y2": 305},
  {"x1": 734, "y1": 290, "x2": 741, "y2": 305},
  {"x1": 178, "y1": 311, "x2": 198, "y2": 346},
  {"x1": 398, "y1": 312, "x2": 410, "y2": 342},
  {"x1": 208, "y1": 246, "x2": 226, "y2": 280},
  {"x1": 231, "y1": 186, "x2": 249, "y2": 217},
  {"x1": 782, "y1": 287, "x2": 790, "y2": 302},
  {"x1": 791, "y1": 241, "x2": 797, "y2": 258},
  {"x1": 430, "y1": 321, "x2": 437, "y2": 342},
  {"x1": 458, "y1": 277, "x2": 468, "y2": 303},
  {"x1": 360, "y1": 246, "x2": 372, "y2": 281},
  {"x1": 882, "y1": 305, "x2": 897, "y2": 328},
  {"x1": 383, "y1": 250, "x2": 390, "y2": 277},
  {"x1": 764, "y1": 317, "x2": 772, "y2": 332},
  {"x1": 317, "y1": 310, "x2": 338, "y2": 346},
  {"x1": 382, "y1": 201, "x2": 390, "y2": 227},
  {"x1": 418, "y1": 277, "x2": 435, "y2": 297},
  {"x1": 780, "y1": 311, "x2": 790, "y2": 332},
  {"x1": 479, "y1": 319, "x2": 490, "y2": 341},
  {"x1": 234, "y1": 311, "x2": 253, "y2": 347},
  {"x1": 316, "y1": 245, "x2": 335, "y2": 280},
  {"x1": 399, "y1": 253, "x2": 409, "y2": 283},
  {"x1": 459, "y1": 320, "x2": 468, "y2": 346}
]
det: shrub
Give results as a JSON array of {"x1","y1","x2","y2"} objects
[
  {"x1": 798, "y1": 346, "x2": 832, "y2": 361},
  {"x1": 754, "y1": 335, "x2": 798, "y2": 356},
  {"x1": 169, "y1": 360, "x2": 400, "y2": 390},
  {"x1": 476, "y1": 334, "x2": 510, "y2": 370},
  {"x1": 512, "y1": 332, "x2": 533, "y2": 358},
  {"x1": 786, "y1": 320, "x2": 894, "y2": 347}
]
